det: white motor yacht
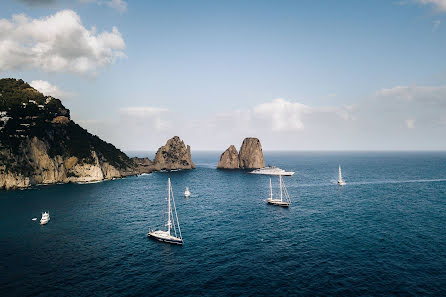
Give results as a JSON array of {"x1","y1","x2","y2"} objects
[
  {"x1": 250, "y1": 166, "x2": 294, "y2": 176},
  {"x1": 40, "y1": 212, "x2": 50, "y2": 225}
]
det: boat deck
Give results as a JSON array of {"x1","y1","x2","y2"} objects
[
  {"x1": 266, "y1": 199, "x2": 290, "y2": 207},
  {"x1": 148, "y1": 230, "x2": 183, "y2": 245}
]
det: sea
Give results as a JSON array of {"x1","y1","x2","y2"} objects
[{"x1": 1, "y1": 152, "x2": 445, "y2": 296}]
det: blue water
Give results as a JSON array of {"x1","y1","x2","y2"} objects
[{"x1": 1, "y1": 152, "x2": 446, "y2": 296}]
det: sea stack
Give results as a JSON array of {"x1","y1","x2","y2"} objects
[
  {"x1": 152, "y1": 136, "x2": 196, "y2": 171},
  {"x1": 239, "y1": 137, "x2": 265, "y2": 169},
  {"x1": 217, "y1": 145, "x2": 240, "y2": 169},
  {"x1": 217, "y1": 137, "x2": 265, "y2": 170}
]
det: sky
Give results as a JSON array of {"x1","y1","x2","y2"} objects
[{"x1": 1, "y1": 0, "x2": 446, "y2": 151}]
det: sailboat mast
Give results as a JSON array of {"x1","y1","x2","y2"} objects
[
  {"x1": 167, "y1": 178, "x2": 171, "y2": 234},
  {"x1": 171, "y1": 188, "x2": 182, "y2": 240},
  {"x1": 280, "y1": 175, "x2": 283, "y2": 202},
  {"x1": 269, "y1": 178, "x2": 273, "y2": 199}
]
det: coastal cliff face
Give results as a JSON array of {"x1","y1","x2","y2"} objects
[
  {"x1": 152, "y1": 136, "x2": 196, "y2": 171},
  {"x1": 0, "y1": 78, "x2": 139, "y2": 190},
  {"x1": 239, "y1": 137, "x2": 265, "y2": 169},
  {"x1": 217, "y1": 137, "x2": 265, "y2": 170},
  {"x1": 217, "y1": 145, "x2": 240, "y2": 169}
]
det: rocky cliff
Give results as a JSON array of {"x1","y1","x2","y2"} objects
[
  {"x1": 217, "y1": 137, "x2": 265, "y2": 170},
  {"x1": 239, "y1": 137, "x2": 265, "y2": 169},
  {"x1": 217, "y1": 145, "x2": 240, "y2": 169},
  {"x1": 0, "y1": 78, "x2": 144, "y2": 189},
  {"x1": 151, "y1": 136, "x2": 196, "y2": 171}
]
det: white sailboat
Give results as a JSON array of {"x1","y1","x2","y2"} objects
[
  {"x1": 184, "y1": 186, "x2": 191, "y2": 198},
  {"x1": 266, "y1": 175, "x2": 291, "y2": 207},
  {"x1": 337, "y1": 165, "x2": 346, "y2": 186},
  {"x1": 40, "y1": 212, "x2": 50, "y2": 225},
  {"x1": 148, "y1": 178, "x2": 183, "y2": 245}
]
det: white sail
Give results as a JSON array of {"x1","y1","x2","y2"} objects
[
  {"x1": 167, "y1": 178, "x2": 171, "y2": 234},
  {"x1": 280, "y1": 175, "x2": 283, "y2": 202},
  {"x1": 269, "y1": 178, "x2": 273, "y2": 200},
  {"x1": 338, "y1": 165, "x2": 346, "y2": 186}
]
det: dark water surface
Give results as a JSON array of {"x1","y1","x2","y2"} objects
[{"x1": 1, "y1": 152, "x2": 446, "y2": 296}]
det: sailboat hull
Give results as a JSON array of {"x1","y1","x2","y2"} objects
[
  {"x1": 147, "y1": 231, "x2": 183, "y2": 245},
  {"x1": 266, "y1": 199, "x2": 290, "y2": 207}
]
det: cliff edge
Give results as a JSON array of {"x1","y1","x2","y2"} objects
[{"x1": 0, "y1": 78, "x2": 142, "y2": 189}]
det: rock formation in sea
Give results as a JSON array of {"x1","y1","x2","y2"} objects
[
  {"x1": 217, "y1": 145, "x2": 240, "y2": 169},
  {"x1": 151, "y1": 136, "x2": 196, "y2": 171},
  {"x1": 238, "y1": 137, "x2": 265, "y2": 169},
  {"x1": 217, "y1": 137, "x2": 265, "y2": 170},
  {"x1": 0, "y1": 78, "x2": 150, "y2": 190}
]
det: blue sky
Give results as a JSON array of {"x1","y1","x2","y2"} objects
[{"x1": 1, "y1": 0, "x2": 446, "y2": 150}]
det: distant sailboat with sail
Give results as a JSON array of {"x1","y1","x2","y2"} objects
[
  {"x1": 337, "y1": 165, "x2": 346, "y2": 186},
  {"x1": 148, "y1": 178, "x2": 183, "y2": 245},
  {"x1": 184, "y1": 186, "x2": 191, "y2": 198},
  {"x1": 266, "y1": 175, "x2": 291, "y2": 207}
]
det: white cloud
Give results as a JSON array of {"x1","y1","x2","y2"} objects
[
  {"x1": 417, "y1": 0, "x2": 446, "y2": 12},
  {"x1": 119, "y1": 107, "x2": 170, "y2": 131},
  {"x1": 0, "y1": 10, "x2": 125, "y2": 75},
  {"x1": 433, "y1": 20, "x2": 441, "y2": 31},
  {"x1": 30, "y1": 80, "x2": 71, "y2": 98},
  {"x1": 78, "y1": 87, "x2": 446, "y2": 150},
  {"x1": 106, "y1": 0, "x2": 127, "y2": 13},
  {"x1": 253, "y1": 98, "x2": 311, "y2": 131},
  {"x1": 377, "y1": 85, "x2": 446, "y2": 101},
  {"x1": 405, "y1": 119, "x2": 416, "y2": 128}
]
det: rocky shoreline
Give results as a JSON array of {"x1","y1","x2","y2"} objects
[
  {"x1": 0, "y1": 135, "x2": 196, "y2": 190},
  {"x1": 0, "y1": 78, "x2": 195, "y2": 190}
]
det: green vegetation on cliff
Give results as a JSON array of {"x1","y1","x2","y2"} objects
[{"x1": 0, "y1": 78, "x2": 134, "y2": 174}]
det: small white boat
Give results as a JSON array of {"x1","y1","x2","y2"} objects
[
  {"x1": 32, "y1": 218, "x2": 37, "y2": 221},
  {"x1": 250, "y1": 166, "x2": 294, "y2": 176},
  {"x1": 266, "y1": 175, "x2": 291, "y2": 207},
  {"x1": 148, "y1": 178, "x2": 183, "y2": 245},
  {"x1": 40, "y1": 212, "x2": 50, "y2": 225},
  {"x1": 184, "y1": 186, "x2": 191, "y2": 198},
  {"x1": 337, "y1": 165, "x2": 346, "y2": 186}
]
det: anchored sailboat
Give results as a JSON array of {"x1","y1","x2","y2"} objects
[
  {"x1": 266, "y1": 175, "x2": 291, "y2": 207},
  {"x1": 337, "y1": 165, "x2": 346, "y2": 186},
  {"x1": 148, "y1": 178, "x2": 183, "y2": 245}
]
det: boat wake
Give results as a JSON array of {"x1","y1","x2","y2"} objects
[
  {"x1": 346, "y1": 178, "x2": 446, "y2": 186},
  {"x1": 288, "y1": 178, "x2": 446, "y2": 189},
  {"x1": 137, "y1": 173, "x2": 151, "y2": 177}
]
